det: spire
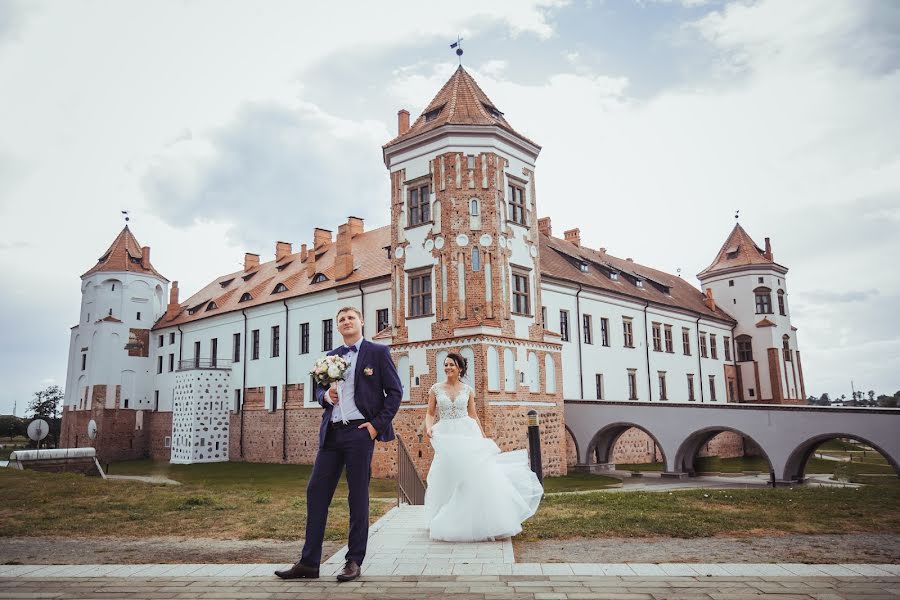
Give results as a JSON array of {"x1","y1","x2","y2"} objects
[
  {"x1": 383, "y1": 66, "x2": 538, "y2": 149},
  {"x1": 697, "y1": 223, "x2": 782, "y2": 278},
  {"x1": 81, "y1": 225, "x2": 168, "y2": 281}
]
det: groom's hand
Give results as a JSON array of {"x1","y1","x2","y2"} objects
[
  {"x1": 326, "y1": 384, "x2": 339, "y2": 404},
  {"x1": 358, "y1": 422, "x2": 377, "y2": 440}
]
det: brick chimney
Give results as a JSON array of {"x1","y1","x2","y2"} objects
[
  {"x1": 335, "y1": 224, "x2": 354, "y2": 280},
  {"x1": 598, "y1": 247, "x2": 607, "y2": 256},
  {"x1": 244, "y1": 253, "x2": 259, "y2": 271},
  {"x1": 164, "y1": 281, "x2": 181, "y2": 320},
  {"x1": 275, "y1": 241, "x2": 292, "y2": 262},
  {"x1": 537, "y1": 217, "x2": 552, "y2": 237},
  {"x1": 140, "y1": 246, "x2": 151, "y2": 269},
  {"x1": 300, "y1": 243, "x2": 308, "y2": 263},
  {"x1": 398, "y1": 109, "x2": 410, "y2": 135},
  {"x1": 348, "y1": 216, "x2": 364, "y2": 238},
  {"x1": 764, "y1": 237, "x2": 773, "y2": 261},
  {"x1": 306, "y1": 245, "x2": 317, "y2": 277},
  {"x1": 563, "y1": 228, "x2": 581, "y2": 247},
  {"x1": 313, "y1": 228, "x2": 332, "y2": 251},
  {"x1": 704, "y1": 288, "x2": 717, "y2": 311}
]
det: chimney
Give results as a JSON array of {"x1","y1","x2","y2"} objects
[
  {"x1": 347, "y1": 216, "x2": 364, "y2": 238},
  {"x1": 764, "y1": 237, "x2": 773, "y2": 261},
  {"x1": 704, "y1": 288, "x2": 717, "y2": 311},
  {"x1": 626, "y1": 258, "x2": 634, "y2": 262},
  {"x1": 313, "y1": 228, "x2": 332, "y2": 251},
  {"x1": 244, "y1": 252, "x2": 260, "y2": 271},
  {"x1": 537, "y1": 217, "x2": 552, "y2": 237},
  {"x1": 306, "y1": 244, "x2": 317, "y2": 277},
  {"x1": 335, "y1": 224, "x2": 354, "y2": 280},
  {"x1": 563, "y1": 228, "x2": 581, "y2": 247},
  {"x1": 300, "y1": 243, "x2": 308, "y2": 263},
  {"x1": 276, "y1": 241, "x2": 292, "y2": 262},
  {"x1": 140, "y1": 246, "x2": 151, "y2": 269},
  {"x1": 164, "y1": 281, "x2": 181, "y2": 320},
  {"x1": 398, "y1": 109, "x2": 410, "y2": 135},
  {"x1": 599, "y1": 247, "x2": 607, "y2": 256}
]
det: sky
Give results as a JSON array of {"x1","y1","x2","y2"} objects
[{"x1": 1, "y1": 0, "x2": 898, "y2": 415}]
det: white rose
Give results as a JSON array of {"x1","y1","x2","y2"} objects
[{"x1": 327, "y1": 365, "x2": 341, "y2": 379}]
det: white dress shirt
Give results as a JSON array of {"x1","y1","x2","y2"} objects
[{"x1": 332, "y1": 336, "x2": 366, "y2": 423}]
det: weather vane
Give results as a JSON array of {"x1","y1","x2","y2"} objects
[
  {"x1": 122, "y1": 210, "x2": 130, "y2": 223},
  {"x1": 450, "y1": 36, "x2": 463, "y2": 64},
  {"x1": 734, "y1": 209, "x2": 740, "y2": 221}
]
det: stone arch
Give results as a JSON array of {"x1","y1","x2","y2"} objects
[
  {"x1": 586, "y1": 422, "x2": 667, "y2": 467},
  {"x1": 674, "y1": 426, "x2": 773, "y2": 476},
  {"x1": 782, "y1": 433, "x2": 900, "y2": 482}
]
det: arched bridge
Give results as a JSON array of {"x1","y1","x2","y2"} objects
[{"x1": 564, "y1": 401, "x2": 900, "y2": 485}]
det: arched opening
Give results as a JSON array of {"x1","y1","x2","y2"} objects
[
  {"x1": 565, "y1": 425, "x2": 579, "y2": 468},
  {"x1": 586, "y1": 423, "x2": 666, "y2": 469},
  {"x1": 674, "y1": 427, "x2": 773, "y2": 477},
  {"x1": 783, "y1": 434, "x2": 900, "y2": 484}
]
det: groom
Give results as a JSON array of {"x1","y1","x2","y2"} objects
[{"x1": 275, "y1": 306, "x2": 402, "y2": 582}]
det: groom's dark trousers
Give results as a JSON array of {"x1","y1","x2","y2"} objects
[{"x1": 300, "y1": 340, "x2": 402, "y2": 568}]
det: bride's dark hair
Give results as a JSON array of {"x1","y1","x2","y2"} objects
[{"x1": 445, "y1": 352, "x2": 468, "y2": 378}]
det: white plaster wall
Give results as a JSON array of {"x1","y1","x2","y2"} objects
[{"x1": 171, "y1": 369, "x2": 230, "y2": 464}]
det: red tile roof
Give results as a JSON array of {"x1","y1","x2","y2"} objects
[
  {"x1": 82, "y1": 226, "x2": 168, "y2": 281},
  {"x1": 383, "y1": 66, "x2": 538, "y2": 150},
  {"x1": 698, "y1": 223, "x2": 784, "y2": 277}
]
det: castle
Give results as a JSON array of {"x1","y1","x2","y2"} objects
[{"x1": 61, "y1": 67, "x2": 805, "y2": 477}]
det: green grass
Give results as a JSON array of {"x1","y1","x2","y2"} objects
[
  {"x1": 521, "y1": 479, "x2": 900, "y2": 540},
  {"x1": 817, "y1": 439, "x2": 863, "y2": 452},
  {"x1": 618, "y1": 455, "x2": 897, "y2": 478},
  {"x1": 541, "y1": 472, "x2": 621, "y2": 493}
]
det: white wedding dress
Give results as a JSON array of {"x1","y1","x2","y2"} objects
[{"x1": 424, "y1": 383, "x2": 544, "y2": 542}]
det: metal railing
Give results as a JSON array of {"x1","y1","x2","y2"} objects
[
  {"x1": 176, "y1": 358, "x2": 233, "y2": 371},
  {"x1": 397, "y1": 435, "x2": 426, "y2": 506}
]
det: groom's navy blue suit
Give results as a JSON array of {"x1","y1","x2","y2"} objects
[{"x1": 300, "y1": 339, "x2": 402, "y2": 569}]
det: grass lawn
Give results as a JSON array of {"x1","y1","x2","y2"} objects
[
  {"x1": 541, "y1": 472, "x2": 621, "y2": 493},
  {"x1": 618, "y1": 455, "x2": 897, "y2": 478},
  {"x1": 520, "y1": 479, "x2": 900, "y2": 540}
]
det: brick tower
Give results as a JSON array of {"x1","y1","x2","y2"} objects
[{"x1": 380, "y1": 66, "x2": 566, "y2": 477}]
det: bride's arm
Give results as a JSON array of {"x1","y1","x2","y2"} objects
[
  {"x1": 466, "y1": 388, "x2": 486, "y2": 438},
  {"x1": 424, "y1": 386, "x2": 437, "y2": 438}
]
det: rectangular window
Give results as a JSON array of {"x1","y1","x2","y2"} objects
[
  {"x1": 652, "y1": 322, "x2": 662, "y2": 352},
  {"x1": 376, "y1": 308, "x2": 389, "y2": 333},
  {"x1": 755, "y1": 291, "x2": 772, "y2": 314},
  {"x1": 541, "y1": 306, "x2": 547, "y2": 328},
  {"x1": 737, "y1": 338, "x2": 753, "y2": 362},
  {"x1": 154, "y1": 390, "x2": 159, "y2": 411},
  {"x1": 583, "y1": 314, "x2": 593, "y2": 344},
  {"x1": 300, "y1": 323, "x2": 310, "y2": 354},
  {"x1": 193, "y1": 341, "x2": 201, "y2": 368},
  {"x1": 595, "y1": 373, "x2": 604, "y2": 400},
  {"x1": 627, "y1": 370, "x2": 638, "y2": 400},
  {"x1": 234, "y1": 389, "x2": 242, "y2": 412},
  {"x1": 81, "y1": 353, "x2": 87, "y2": 371},
  {"x1": 157, "y1": 355, "x2": 163, "y2": 374},
  {"x1": 211, "y1": 338, "x2": 218, "y2": 368},
  {"x1": 251, "y1": 329, "x2": 260, "y2": 360},
  {"x1": 233, "y1": 333, "x2": 241, "y2": 363},
  {"x1": 408, "y1": 270, "x2": 433, "y2": 317},
  {"x1": 723, "y1": 336, "x2": 732, "y2": 361},
  {"x1": 169, "y1": 332, "x2": 175, "y2": 344},
  {"x1": 168, "y1": 353, "x2": 174, "y2": 372},
  {"x1": 164, "y1": 436, "x2": 171, "y2": 448},
  {"x1": 699, "y1": 332, "x2": 708, "y2": 358},
  {"x1": 271, "y1": 325, "x2": 280, "y2": 358},
  {"x1": 664, "y1": 325, "x2": 673, "y2": 353},
  {"x1": 600, "y1": 317, "x2": 610, "y2": 347},
  {"x1": 709, "y1": 334, "x2": 718, "y2": 360},
  {"x1": 778, "y1": 292, "x2": 786, "y2": 316},
  {"x1": 508, "y1": 183, "x2": 526, "y2": 225},
  {"x1": 687, "y1": 374, "x2": 695, "y2": 401},
  {"x1": 136, "y1": 311, "x2": 141, "y2": 321},
  {"x1": 158, "y1": 334, "x2": 164, "y2": 348},
  {"x1": 512, "y1": 271, "x2": 530, "y2": 315},
  {"x1": 560, "y1": 310, "x2": 570, "y2": 342},
  {"x1": 322, "y1": 319, "x2": 333, "y2": 351},
  {"x1": 658, "y1": 372, "x2": 668, "y2": 401},
  {"x1": 709, "y1": 375, "x2": 717, "y2": 401},
  {"x1": 408, "y1": 182, "x2": 431, "y2": 226},
  {"x1": 623, "y1": 317, "x2": 634, "y2": 348},
  {"x1": 270, "y1": 385, "x2": 278, "y2": 411},
  {"x1": 682, "y1": 328, "x2": 691, "y2": 355}
]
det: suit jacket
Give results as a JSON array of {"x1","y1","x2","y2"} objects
[{"x1": 314, "y1": 339, "x2": 403, "y2": 447}]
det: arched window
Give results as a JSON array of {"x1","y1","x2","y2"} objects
[
  {"x1": 503, "y1": 348, "x2": 516, "y2": 392},
  {"x1": 754, "y1": 286, "x2": 772, "y2": 314},
  {"x1": 782, "y1": 335, "x2": 791, "y2": 362},
  {"x1": 472, "y1": 246, "x2": 481, "y2": 272},
  {"x1": 777, "y1": 289, "x2": 786, "y2": 316},
  {"x1": 312, "y1": 273, "x2": 328, "y2": 284},
  {"x1": 528, "y1": 352, "x2": 540, "y2": 393},
  {"x1": 460, "y1": 347, "x2": 475, "y2": 386},
  {"x1": 239, "y1": 293, "x2": 252, "y2": 303},
  {"x1": 736, "y1": 335, "x2": 753, "y2": 362},
  {"x1": 272, "y1": 283, "x2": 288, "y2": 293},
  {"x1": 470, "y1": 198, "x2": 479, "y2": 215},
  {"x1": 487, "y1": 346, "x2": 500, "y2": 391},
  {"x1": 544, "y1": 354, "x2": 556, "y2": 393},
  {"x1": 435, "y1": 350, "x2": 448, "y2": 382},
  {"x1": 469, "y1": 198, "x2": 481, "y2": 230}
]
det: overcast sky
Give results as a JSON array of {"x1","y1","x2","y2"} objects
[{"x1": 1, "y1": 0, "x2": 898, "y2": 415}]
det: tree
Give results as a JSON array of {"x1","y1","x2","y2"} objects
[
  {"x1": 818, "y1": 393, "x2": 831, "y2": 406},
  {"x1": 27, "y1": 385, "x2": 63, "y2": 448},
  {"x1": 867, "y1": 390, "x2": 875, "y2": 404},
  {"x1": 0, "y1": 415, "x2": 26, "y2": 439},
  {"x1": 878, "y1": 394, "x2": 898, "y2": 408}
]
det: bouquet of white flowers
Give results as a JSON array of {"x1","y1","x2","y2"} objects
[{"x1": 310, "y1": 354, "x2": 351, "y2": 387}]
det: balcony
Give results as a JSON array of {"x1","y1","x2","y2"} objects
[{"x1": 177, "y1": 358, "x2": 233, "y2": 371}]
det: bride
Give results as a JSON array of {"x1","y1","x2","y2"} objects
[{"x1": 423, "y1": 352, "x2": 544, "y2": 542}]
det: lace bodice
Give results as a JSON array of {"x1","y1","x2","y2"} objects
[{"x1": 433, "y1": 384, "x2": 470, "y2": 420}]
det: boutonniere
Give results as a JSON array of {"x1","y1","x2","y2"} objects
[{"x1": 363, "y1": 367, "x2": 374, "y2": 376}]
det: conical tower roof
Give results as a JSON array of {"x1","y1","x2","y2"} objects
[
  {"x1": 81, "y1": 225, "x2": 168, "y2": 281},
  {"x1": 384, "y1": 65, "x2": 538, "y2": 149},
  {"x1": 698, "y1": 223, "x2": 784, "y2": 278}
]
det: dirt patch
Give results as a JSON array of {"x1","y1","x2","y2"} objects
[
  {"x1": 0, "y1": 537, "x2": 344, "y2": 565},
  {"x1": 515, "y1": 533, "x2": 900, "y2": 564}
]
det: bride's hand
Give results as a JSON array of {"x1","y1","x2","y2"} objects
[{"x1": 425, "y1": 426, "x2": 433, "y2": 438}]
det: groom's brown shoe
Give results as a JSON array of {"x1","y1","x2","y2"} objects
[
  {"x1": 274, "y1": 561, "x2": 319, "y2": 579},
  {"x1": 336, "y1": 560, "x2": 361, "y2": 582}
]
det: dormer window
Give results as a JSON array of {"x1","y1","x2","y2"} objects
[
  {"x1": 219, "y1": 278, "x2": 234, "y2": 288},
  {"x1": 276, "y1": 262, "x2": 291, "y2": 272},
  {"x1": 636, "y1": 280, "x2": 644, "y2": 288},
  {"x1": 206, "y1": 302, "x2": 218, "y2": 311},
  {"x1": 239, "y1": 293, "x2": 252, "y2": 303},
  {"x1": 424, "y1": 106, "x2": 442, "y2": 122},
  {"x1": 312, "y1": 273, "x2": 328, "y2": 284},
  {"x1": 272, "y1": 283, "x2": 288, "y2": 294},
  {"x1": 610, "y1": 272, "x2": 619, "y2": 281},
  {"x1": 241, "y1": 272, "x2": 256, "y2": 282},
  {"x1": 579, "y1": 262, "x2": 589, "y2": 273},
  {"x1": 725, "y1": 245, "x2": 739, "y2": 259},
  {"x1": 482, "y1": 102, "x2": 503, "y2": 118}
]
